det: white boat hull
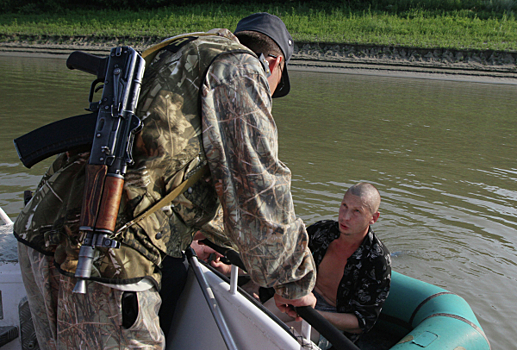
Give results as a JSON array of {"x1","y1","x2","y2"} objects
[
  {"x1": 0, "y1": 223, "x2": 34, "y2": 350},
  {"x1": 168, "y1": 263, "x2": 307, "y2": 350}
]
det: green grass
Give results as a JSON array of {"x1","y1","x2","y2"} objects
[{"x1": 1, "y1": 4, "x2": 517, "y2": 51}]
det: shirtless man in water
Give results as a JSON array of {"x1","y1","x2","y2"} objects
[{"x1": 266, "y1": 183, "x2": 391, "y2": 347}]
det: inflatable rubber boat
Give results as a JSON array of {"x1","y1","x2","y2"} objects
[{"x1": 0, "y1": 208, "x2": 490, "y2": 350}]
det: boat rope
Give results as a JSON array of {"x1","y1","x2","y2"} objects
[
  {"x1": 407, "y1": 291, "x2": 491, "y2": 349},
  {"x1": 408, "y1": 291, "x2": 454, "y2": 325}
]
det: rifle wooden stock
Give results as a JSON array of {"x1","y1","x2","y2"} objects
[
  {"x1": 97, "y1": 175, "x2": 124, "y2": 233},
  {"x1": 80, "y1": 164, "x2": 123, "y2": 233},
  {"x1": 80, "y1": 164, "x2": 108, "y2": 230}
]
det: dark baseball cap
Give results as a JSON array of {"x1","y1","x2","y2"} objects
[{"x1": 235, "y1": 12, "x2": 293, "y2": 98}]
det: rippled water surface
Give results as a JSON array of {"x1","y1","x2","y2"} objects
[{"x1": 1, "y1": 54, "x2": 516, "y2": 349}]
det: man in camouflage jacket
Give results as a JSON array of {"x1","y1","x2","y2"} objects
[{"x1": 14, "y1": 12, "x2": 316, "y2": 349}]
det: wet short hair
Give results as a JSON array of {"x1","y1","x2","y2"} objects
[
  {"x1": 235, "y1": 30, "x2": 283, "y2": 61},
  {"x1": 347, "y1": 182, "x2": 381, "y2": 214}
]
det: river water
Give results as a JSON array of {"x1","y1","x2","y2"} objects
[{"x1": 1, "y1": 53, "x2": 516, "y2": 349}]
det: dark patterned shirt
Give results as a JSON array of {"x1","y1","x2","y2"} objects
[{"x1": 307, "y1": 220, "x2": 391, "y2": 338}]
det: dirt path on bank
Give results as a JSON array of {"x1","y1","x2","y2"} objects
[
  {"x1": 2, "y1": 36, "x2": 517, "y2": 83},
  {"x1": 290, "y1": 42, "x2": 517, "y2": 84}
]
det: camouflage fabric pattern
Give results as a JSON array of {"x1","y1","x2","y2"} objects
[
  {"x1": 14, "y1": 27, "x2": 315, "y2": 299},
  {"x1": 14, "y1": 151, "x2": 161, "y2": 283},
  {"x1": 18, "y1": 243, "x2": 164, "y2": 350},
  {"x1": 14, "y1": 30, "x2": 249, "y2": 285},
  {"x1": 201, "y1": 44, "x2": 316, "y2": 299}
]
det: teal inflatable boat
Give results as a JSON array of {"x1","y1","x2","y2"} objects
[
  {"x1": 360, "y1": 271, "x2": 491, "y2": 350},
  {"x1": 0, "y1": 213, "x2": 490, "y2": 350}
]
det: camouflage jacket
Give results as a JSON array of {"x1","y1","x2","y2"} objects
[
  {"x1": 14, "y1": 29, "x2": 315, "y2": 297},
  {"x1": 201, "y1": 32, "x2": 315, "y2": 299}
]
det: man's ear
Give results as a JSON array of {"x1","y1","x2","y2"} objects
[
  {"x1": 370, "y1": 212, "x2": 380, "y2": 225},
  {"x1": 268, "y1": 55, "x2": 282, "y2": 75}
]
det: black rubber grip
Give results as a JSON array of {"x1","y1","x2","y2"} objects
[{"x1": 66, "y1": 51, "x2": 108, "y2": 80}]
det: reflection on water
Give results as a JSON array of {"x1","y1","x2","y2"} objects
[{"x1": 1, "y1": 54, "x2": 516, "y2": 349}]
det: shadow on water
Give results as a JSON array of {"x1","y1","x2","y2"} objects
[{"x1": 1, "y1": 55, "x2": 516, "y2": 349}]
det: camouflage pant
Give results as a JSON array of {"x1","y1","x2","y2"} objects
[{"x1": 18, "y1": 243, "x2": 165, "y2": 350}]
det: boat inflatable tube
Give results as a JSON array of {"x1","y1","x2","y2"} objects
[{"x1": 379, "y1": 271, "x2": 491, "y2": 350}]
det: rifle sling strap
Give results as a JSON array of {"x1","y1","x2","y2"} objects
[
  {"x1": 118, "y1": 33, "x2": 220, "y2": 236},
  {"x1": 141, "y1": 32, "x2": 216, "y2": 63},
  {"x1": 116, "y1": 164, "x2": 209, "y2": 234}
]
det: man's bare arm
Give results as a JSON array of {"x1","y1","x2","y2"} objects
[{"x1": 316, "y1": 311, "x2": 363, "y2": 334}]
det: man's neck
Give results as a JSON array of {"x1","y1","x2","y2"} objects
[{"x1": 336, "y1": 226, "x2": 369, "y2": 252}]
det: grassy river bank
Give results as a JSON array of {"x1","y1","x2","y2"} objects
[{"x1": 1, "y1": 4, "x2": 517, "y2": 77}]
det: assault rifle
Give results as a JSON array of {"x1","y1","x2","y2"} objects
[
  {"x1": 14, "y1": 47, "x2": 145, "y2": 294},
  {"x1": 70, "y1": 47, "x2": 145, "y2": 294}
]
